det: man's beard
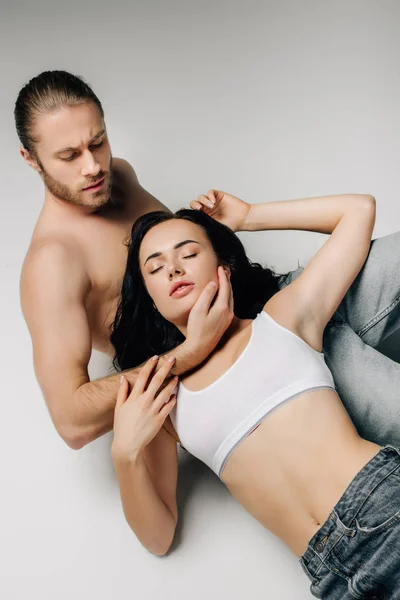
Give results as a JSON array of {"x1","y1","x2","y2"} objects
[{"x1": 39, "y1": 156, "x2": 113, "y2": 209}]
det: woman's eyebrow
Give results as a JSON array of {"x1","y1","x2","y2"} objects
[{"x1": 144, "y1": 239, "x2": 200, "y2": 265}]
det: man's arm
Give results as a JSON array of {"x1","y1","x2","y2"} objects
[
  {"x1": 21, "y1": 240, "x2": 104, "y2": 449},
  {"x1": 21, "y1": 243, "x2": 232, "y2": 450},
  {"x1": 75, "y1": 270, "x2": 233, "y2": 448}
]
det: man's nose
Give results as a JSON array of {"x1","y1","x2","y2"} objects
[{"x1": 81, "y1": 150, "x2": 101, "y2": 177}]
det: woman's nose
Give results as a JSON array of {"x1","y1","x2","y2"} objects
[{"x1": 168, "y1": 264, "x2": 184, "y2": 279}]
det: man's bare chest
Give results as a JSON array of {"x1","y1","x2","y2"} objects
[{"x1": 83, "y1": 222, "x2": 132, "y2": 354}]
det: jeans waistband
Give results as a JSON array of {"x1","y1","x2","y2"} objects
[{"x1": 300, "y1": 445, "x2": 400, "y2": 582}]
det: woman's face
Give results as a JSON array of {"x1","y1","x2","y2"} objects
[{"x1": 139, "y1": 219, "x2": 220, "y2": 328}]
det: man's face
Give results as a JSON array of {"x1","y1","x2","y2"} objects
[{"x1": 26, "y1": 102, "x2": 113, "y2": 210}]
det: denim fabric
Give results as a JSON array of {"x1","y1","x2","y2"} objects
[
  {"x1": 276, "y1": 231, "x2": 400, "y2": 447},
  {"x1": 300, "y1": 445, "x2": 400, "y2": 599}
]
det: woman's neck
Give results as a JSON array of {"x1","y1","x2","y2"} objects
[
  {"x1": 179, "y1": 315, "x2": 254, "y2": 388},
  {"x1": 177, "y1": 315, "x2": 251, "y2": 352},
  {"x1": 216, "y1": 316, "x2": 248, "y2": 348}
]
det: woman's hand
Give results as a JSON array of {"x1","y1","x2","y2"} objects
[
  {"x1": 190, "y1": 189, "x2": 251, "y2": 232},
  {"x1": 111, "y1": 356, "x2": 178, "y2": 462}
]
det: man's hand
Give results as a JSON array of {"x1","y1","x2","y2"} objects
[
  {"x1": 189, "y1": 189, "x2": 251, "y2": 232},
  {"x1": 184, "y1": 265, "x2": 234, "y2": 361}
]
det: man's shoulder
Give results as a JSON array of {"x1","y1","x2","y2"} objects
[
  {"x1": 112, "y1": 157, "x2": 139, "y2": 185},
  {"x1": 111, "y1": 157, "x2": 169, "y2": 215},
  {"x1": 21, "y1": 236, "x2": 90, "y2": 302},
  {"x1": 23, "y1": 235, "x2": 80, "y2": 269}
]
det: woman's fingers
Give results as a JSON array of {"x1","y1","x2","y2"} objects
[
  {"x1": 190, "y1": 200, "x2": 203, "y2": 210},
  {"x1": 190, "y1": 191, "x2": 219, "y2": 211},
  {"x1": 153, "y1": 376, "x2": 179, "y2": 412},
  {"x1": 207, "y1": 189, "x2": 216, "y2": 204},
  {"x1": 146, "y1": 356, "x2": 176, "y2": 399},
  {"x1": 115, "y1": 375, "x2": 129, "y2": 409},
  {"x1": 197, "y1": 194, "x2": 214, "y2": 209},
  {"x1": 134, "y1": 355, "x2": 159, "y2": 396},
  {"x1": 158, "y1": 394, "x2": 177, "y2": 419},
  {"x1": 197, "y1": 194, "x2": 215, "y2": 209}
]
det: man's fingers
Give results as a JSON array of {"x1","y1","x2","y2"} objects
[
  {"x1": 228, "y1": 278, "x2": 234, "y2": 313},
  {"x1": 224, "y1": 267, "x2": 234, "y2": 312},
  {"x1": 191, "y1": 280, "x2": 218, "y2": 316},
  {"x1": 191, "y1": 269, "x2": 232, "y2": 320},
  {"x1": 213, "y1": 266, "x2": 230, "y2": 308},
  {"x1": 212, "y1": 267, "x2": 234, "y2": 324}
]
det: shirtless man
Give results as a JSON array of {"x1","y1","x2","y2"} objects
[
  {"x1": 17, "y1": 70, "x2": 234, "y2": 451},
  {"x1": 17, "y1": 70, "x2": 400, "y2": 454}
]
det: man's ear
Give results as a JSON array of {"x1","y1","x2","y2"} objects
[{"x1": 20, "y1": 146, "x2": 42, "y2": 173}]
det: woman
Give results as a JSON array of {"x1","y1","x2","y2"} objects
[{"x1": 110, "y1": 191, "x2": 399, "y2": 599}]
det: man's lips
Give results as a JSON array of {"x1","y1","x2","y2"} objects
[
  {"x1": 83, "y1": 177, "x2": 105, "y2": 191},
  {"x1": 169, "y1": 282, "x2": 195, "y2": 297}
]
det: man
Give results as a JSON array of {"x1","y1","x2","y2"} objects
[
  {"x1": 17, "y1": 70, "x2": 238, "y2": 452},
  {"x1": 17, "y1": 70, "x2": 400, "y2": 453}
]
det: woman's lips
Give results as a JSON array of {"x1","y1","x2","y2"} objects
[
  {"x1": 83, "y1": 177, "x2": 105, "y2": 192},
  {"x1": 170, "y1": 283, "x2": 195, "y2": 298}
]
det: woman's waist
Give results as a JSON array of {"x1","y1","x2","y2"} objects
[
  {"x1": 221, "y1": 388, "x2": 361, "y2": 483},
  {"x1": 221, "y1": 389, "x2": 382, "y2": 554}
]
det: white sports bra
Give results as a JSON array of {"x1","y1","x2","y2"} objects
[{"x1": 170, "y1": 310, "x2": 336, "y2": 479}]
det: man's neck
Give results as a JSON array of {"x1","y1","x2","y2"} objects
[{"x1": 43, "y1": 188, "x2": 118, "y2": 219}]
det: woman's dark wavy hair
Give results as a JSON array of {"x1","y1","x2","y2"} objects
[{"x1": 111, "y1": 209, "x2": 285, "y2": 371}]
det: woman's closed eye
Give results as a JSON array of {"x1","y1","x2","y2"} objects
[
  {"x1": 149, "y1": 253, "x2": 198, "y2": 275},
  {"x1": 150, "y1": 265, "x2": 163, "y2": 274}
]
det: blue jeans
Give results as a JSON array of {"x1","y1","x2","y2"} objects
[
  {"x1": 300, "y1": 445, "x2": 400, "y2": 599},
  {"x1": 277, "y1": 230, "x2": 400, "y2": 446}
]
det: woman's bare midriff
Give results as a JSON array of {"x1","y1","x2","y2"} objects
[{"x1": 220, "y1": 387, "x2": 382, "y2": 557}]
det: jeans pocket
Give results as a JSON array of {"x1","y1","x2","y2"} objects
[
  {"x1": 355, "y1": 510, "x2": 400, "y2": 534},
  {"x1": 353, "y1": 467, "x2": 400, "y2": 534}
]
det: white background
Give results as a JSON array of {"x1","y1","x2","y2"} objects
[{"x1": 1, "y1": 1, "x2": 400, "y2": 598}]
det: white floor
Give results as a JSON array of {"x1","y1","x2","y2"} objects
[{"x1": 2, "y1": 2, "x2": 400, "y2": 598}]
